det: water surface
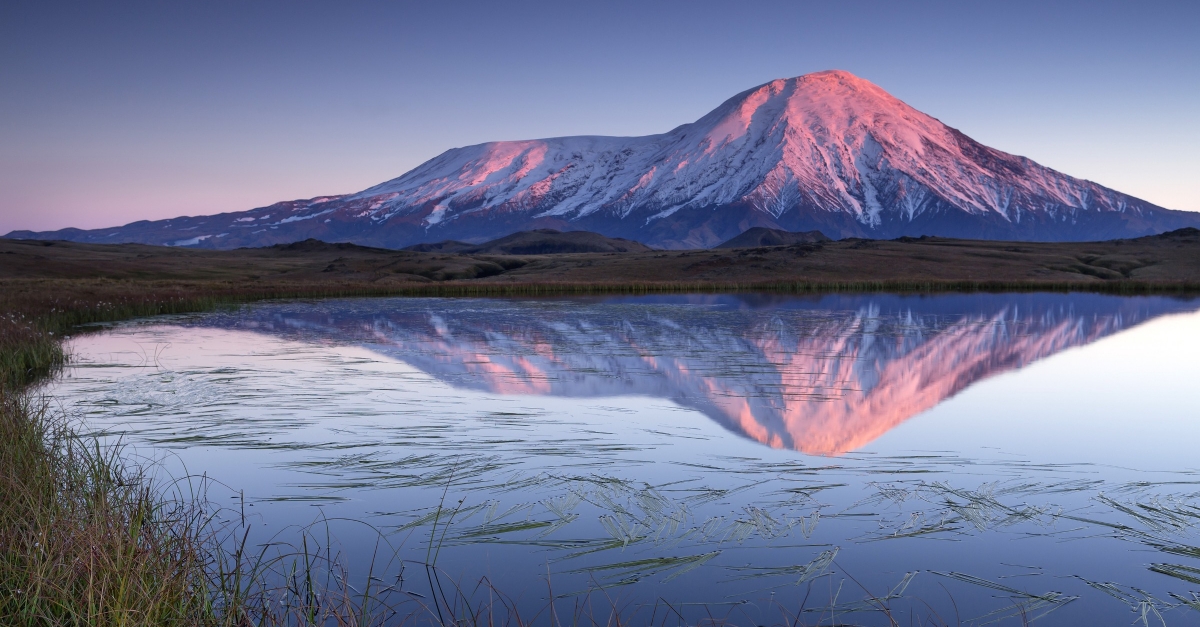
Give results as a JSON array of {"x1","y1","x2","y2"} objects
[{"x1": 51, "y1": 293, "x2": 1200, "y2": 625}]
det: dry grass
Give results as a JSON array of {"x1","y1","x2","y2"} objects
[{"x1": 0, "y1": 390, "x2": 211, "y2": 625}]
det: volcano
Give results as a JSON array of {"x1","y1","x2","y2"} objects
[{"x1": 10, "y1": 70, "x2": 1198, "y2": 249}]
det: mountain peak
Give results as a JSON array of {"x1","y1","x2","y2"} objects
[
  {"x1": 700, "y1": 70, "x2": 932, "y2": 154},
  {"x1": 9, "y1": 72, "x2": 1196, "y2": 250},
  {"x1": 747, "y1": 70, "x2": 894, "y2": 104},
  {"x1": 790, "y1": 69, "x2": 880, "y2": 89}
]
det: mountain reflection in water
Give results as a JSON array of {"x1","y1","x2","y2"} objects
[{"x1": 201, "y1": 293, "x2": 1199, "y2": 455}]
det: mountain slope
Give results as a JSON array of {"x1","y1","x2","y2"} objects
[
  {"x1": 9, "y1": 70, "x2": 1199, "y2": 249},
  {"x1": 403, "y1": 229, "x2": 652, "y2": 254},
  {"x1": 715, "y1": 227, "x2": 830, "y2": 248}
]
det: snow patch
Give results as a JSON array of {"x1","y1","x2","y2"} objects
[
  {"x1": 273, "y1": 209, "x2": 334, "y2": 225},
  {"x1": 424, "y1": 203, "x2": 450, "y2": 226},
  {"x1": 168, "y1": 234, "x2": 213, "y2": 247}
]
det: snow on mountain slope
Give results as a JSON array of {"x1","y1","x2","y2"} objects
[
  {"x1": 359, "y1": 71, "x2": 1027, "y2": 225},
  {"x1": 9, "y1": 70, "x2": 1199, "y2": 249}
]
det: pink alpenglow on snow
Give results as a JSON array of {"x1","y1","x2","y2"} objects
[{"x1": 9, "y1": 71, "x2": 1200, "y2": 249}]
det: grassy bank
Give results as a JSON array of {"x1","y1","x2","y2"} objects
[
  {"x1": 0, "y1": 280, "x2": 432, "y2": 626},
  {"x1": 0, "y1": 383, "x2": 414, "y2": 626},
  {"x1": 0, "y1": 282, "x2": 215, "y2": 624},
  {"x1": 0, "y1": 389, "x2": 211, "y2": 625}
]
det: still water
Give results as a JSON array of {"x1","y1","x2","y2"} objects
[{"x1": 50, "y1": 293, "x2": 1200, "y2": 625}]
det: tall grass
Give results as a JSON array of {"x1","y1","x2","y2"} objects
[
  {"x1": 0, "y1": 384, "x2": 417, "y2": 626},
  {"x1": 0, "y1": 389, "x2": 212, "y2": 625}
]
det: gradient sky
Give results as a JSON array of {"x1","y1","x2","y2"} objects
[{"x1": 2, "y1": 0, "x2": 1197, "y2": 233}]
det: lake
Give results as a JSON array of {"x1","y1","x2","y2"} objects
[{"x1": 48, "y1": 293, "x2": 1200, "y2": 625}]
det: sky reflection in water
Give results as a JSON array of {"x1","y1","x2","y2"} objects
[{"x1": 51, "y1": 293, "x2": 1200, "y2": 625}]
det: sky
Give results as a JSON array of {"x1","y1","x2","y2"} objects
[{"x1": 2, "y1": 0, "x2": 1197, "y2": 233}]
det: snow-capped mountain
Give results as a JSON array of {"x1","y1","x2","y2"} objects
[{"x1": 10, "y1": 70, "x2": 1199, "y2": 249}]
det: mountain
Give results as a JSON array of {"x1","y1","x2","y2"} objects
[
  {"x1": 715, "y1": 227, "x2": 830, "y2": 248},
  {"x1": 9, "y1": 70, "x2": 1199, "y2": 249},
  {"x1": 402, "y1": 229, "x2": 652, "y2": 254},
  {"x1": 191, "y1": 293, "x2": 1200, "y2": 455}
]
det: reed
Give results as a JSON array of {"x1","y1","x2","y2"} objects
[{"x1": 0, "y1": 387, "x2": 213, "y2": 625}]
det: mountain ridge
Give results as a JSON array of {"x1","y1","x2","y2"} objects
[{"x1": 9, "y1": 70, "x2": 1199, "y2": 249}]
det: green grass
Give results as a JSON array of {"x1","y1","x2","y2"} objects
[{"x1": 0, "y1": 388, "x2": 212, "y2": 625}]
